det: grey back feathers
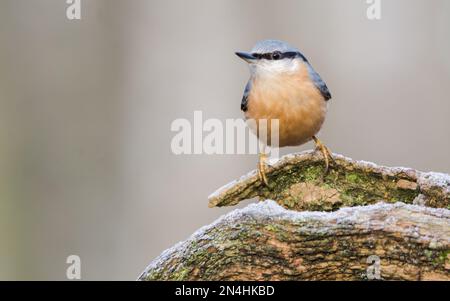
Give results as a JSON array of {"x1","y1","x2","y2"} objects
[
  {"x1": 307, "y1": 64, "x2": 332, "y2": 101},
  {"x1": 241, "y1": 80, "x2": 251, "y2": 112}
]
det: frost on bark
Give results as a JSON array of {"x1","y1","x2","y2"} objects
[
  {"x1": 208, "y1": 151, "x2": 449, "y2": 211},
  {"x1": 139, "y1": 151, "x2": 450, "y2": 281}
]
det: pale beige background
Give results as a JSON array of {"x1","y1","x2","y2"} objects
[{"x1": 0, "y1": 0, "x2": 449, "y2": 280}]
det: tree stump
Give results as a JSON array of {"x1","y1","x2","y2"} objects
[{"x1": 139, "y1": 151, "x2": 450, "y2": 281}]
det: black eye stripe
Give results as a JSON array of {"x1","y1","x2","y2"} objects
[
  {"x1": 251, "y1": 51, "x2": 303, "y2": 60},
  {"x1": 283, "y1": 52, "x2": 301, "y2": 59}
]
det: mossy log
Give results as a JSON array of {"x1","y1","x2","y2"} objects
[
  {"x1": 139, "y1": 152, "x2": 450, "y2": 281},
  {"x1": 139, "y1": 201, "x2": 449, "y2": 280},
  {"x1": 208, "y1": 151, "x2": 449, "y2": 211}
]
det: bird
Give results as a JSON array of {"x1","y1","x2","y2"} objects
[{"x1": 235, "y1": 39, "x2": 333, "y2": 186}]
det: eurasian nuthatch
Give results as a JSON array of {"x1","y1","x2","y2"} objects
[{"x1": 236, "y1": 40, "x2": 333, "y2": 185}]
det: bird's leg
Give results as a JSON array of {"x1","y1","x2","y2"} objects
[
  {"x1": 312, "y1": 136, "x2": 334, "y2": 173},
  {"x1": 258, "y1": 152, "x2": 269, "y2": 186}
]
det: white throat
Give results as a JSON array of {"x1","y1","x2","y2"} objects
[{"x1": 249, "y1": 58, "x2": 302, "y2": 79}]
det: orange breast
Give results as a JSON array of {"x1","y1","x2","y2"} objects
[{"x1": 245, "y1": 64, "x2": 327, "y2": 147}]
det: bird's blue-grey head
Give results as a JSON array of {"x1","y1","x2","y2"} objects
[{"x1": 236, "y1": 40, "x2": 307, "y2": 75}]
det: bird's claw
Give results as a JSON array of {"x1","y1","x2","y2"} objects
[
  {"x1": 313, "y1": 136, "x2": 334, "y2": 175},
  {"x1": 258, "y1": 153, "x2": 269, "y2": 186}
]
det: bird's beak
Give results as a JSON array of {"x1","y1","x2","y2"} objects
[{"x1": 235, "y1": 51, "x2": 256, "y2": 63}]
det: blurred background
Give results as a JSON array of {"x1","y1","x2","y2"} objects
[{"x1": 0, "y1": 0, "x2": 449, "y2": 280}]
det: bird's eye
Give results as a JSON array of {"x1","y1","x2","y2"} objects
[{"x1": 272, "y1": 51, "x2": 282, "y2": 60}]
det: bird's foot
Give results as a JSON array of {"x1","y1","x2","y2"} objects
[
  {"x1": 258, "y1": 153, "x2": 269, "y2": 186},
  {"x1": 312, "y1": 136, "x2": 334, "y2": 174}
]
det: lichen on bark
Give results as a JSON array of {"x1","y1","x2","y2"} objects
[
  {"x1": 139, "y1": 152, "x2": 450, "y2": 281},
  {"x1": 208, "y1": 151, "x2": 449, "y2": 211},
  {"x1": 139, "y1": 201, "x2": 450, "y2": 281}
]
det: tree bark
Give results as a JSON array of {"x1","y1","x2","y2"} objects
[
  {"x1": 139, "y1": 151, "x2": 450, "y2": 281},
  {"x1": 208, "y1": 151, "x2": 449, "y2": 211}
]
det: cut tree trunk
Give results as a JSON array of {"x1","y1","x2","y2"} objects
[{"x1": 139, "y1": 151, "x2": 450, "y2": 281}]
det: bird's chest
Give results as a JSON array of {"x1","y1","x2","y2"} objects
[{"x1": 245, "y1": 72, "x2": 327, "y2": 146}]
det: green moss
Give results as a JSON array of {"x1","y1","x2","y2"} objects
[
  {"x1": 391, "y1": 188, "x2": 419, "y2": 204},
  {"x1": 172, "y1": 267, "x2": 191, "y2": 280},
  {"x1": 275, "y1": 230, "x2": 290, "y2": 241},
  {"x1": 331, "y1": 169, "x2": 418, "y2": 208},
  {"x1": 345, "y1": 173, "x2": 360, "y2": 184},
  {"x1": 265, "y1": 224, "x2": 277, "y2": 232},
  {"x1": 340, "y1": 191, "x2": 367, "y2": 206},
  {"x1": 321, "y1": 183, "x2": 332, "y2": 190},
  {"x1": 424, "y1": 249, "x2": 434, "y2": 259},
  {"x1": 266, "y1": 163, "x2": 324, "y2": 192},
  {"x1": 435, "y1": 249, "x2": 450, "y2": 265},
  {"x1": 303, "y1": 165, "x2": 323, "y2": 182},
  {"x1": 282, "y1": 198, "x2": 296, "y2": 209},
  {"x1": 422, "y1": 249, "x2": 450, "y2": 268},
  {"x1": 258, "y1": 161, "x2": 421, "y2": 213}
]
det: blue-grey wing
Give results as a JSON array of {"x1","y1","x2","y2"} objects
[
  {"x1": 241, "y1": 80, "x2": 252, "y2": 112},
  {"x1": 307, "y1": 64, "x2": 332, "y2": 101}
]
